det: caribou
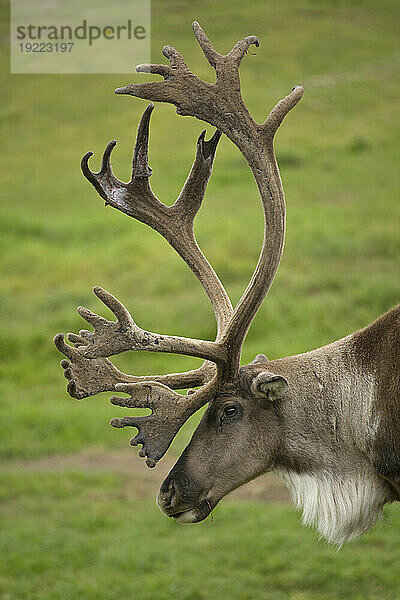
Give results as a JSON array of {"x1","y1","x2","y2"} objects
[{"x1": 54, "y1": 23, "x2": 400, "y2": 545}]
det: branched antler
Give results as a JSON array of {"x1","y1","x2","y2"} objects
[
  {"x1": 80, "y1": 104, "x2": 232, "y2": 337},
  {"x1": 56, "y1": 331, "x2": 208, "y2": 400},
  {"x1": 109, "y1": 380, "x2": 216, "y2": 468},
  {"x1": 73, "y1": 286, "x2": 225, "y2": 364},
  {"x1": 58, "y1": 102, "x2": 233, "y2": 400},
  {"x1": 114, "y1": 22, "x2": 303, "y2": 377},
  {"x1": 54, "y1": 23, "x2": 303, "y2": 466}
]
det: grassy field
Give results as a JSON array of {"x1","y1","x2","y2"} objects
[{"x1": 1, "y1": 0, "x2": 400, "y2": 598}]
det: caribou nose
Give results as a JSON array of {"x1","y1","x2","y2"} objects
[
  {"x1": 157, "y1": 478, "x2": 181, "y2": 514},
  {"x1": 157, "y1": 472, "x2": 191, "y2": 515},
  {"x1": 165, "y1": 479, "x2": 178, "y2": 508}
]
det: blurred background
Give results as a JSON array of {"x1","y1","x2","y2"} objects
[{"x1": 1, "y1": 0, "x2": 400, "y2": 598}]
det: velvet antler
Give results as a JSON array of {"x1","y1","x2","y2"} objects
[{"x1": 54, "y1": 22, "x2": 303, "y2": 466}]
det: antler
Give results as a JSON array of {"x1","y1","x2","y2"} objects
[
  {"x1": 54, "y1": 23, "x2": 303, "y2": 466},
  {"x1": 116, "y1": 22, "x2": 303, "y2": 376},
  {"x1": 80, "y1": 104, "x2": 232, "y2": 338},
  {"x1": 57, "y1": 103, "x2": 234, "y2": 397},
  {"x1": 55, "y1": 97, "x2": 234, "y2": 464}
]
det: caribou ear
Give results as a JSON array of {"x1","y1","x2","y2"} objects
[
  {"x1": 250, "y1": 371, "x2": 288, "y2": 402},
  {"x1": 249, "y1": 353, "x2": 269, "y2": 365}
]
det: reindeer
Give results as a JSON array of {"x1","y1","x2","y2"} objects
[{"x1": 54, "y1": 23, "x2": 400, "y2": 545}]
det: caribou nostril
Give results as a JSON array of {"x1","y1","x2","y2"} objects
[{"x1": 163, "y1": 479, "x2": 178, "y2": 509}]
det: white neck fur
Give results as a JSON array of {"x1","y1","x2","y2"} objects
[{"x1": 279, "y1": 469, "x2": 388, "y2": 545}]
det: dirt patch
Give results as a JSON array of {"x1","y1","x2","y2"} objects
[{"x1": 1, "y1": 448, "x2": 290, "y2": 503}]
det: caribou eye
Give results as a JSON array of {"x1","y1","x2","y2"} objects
[
  {"x1": 218, "y1": 404, "x2": 241, "y2": 430},
  {"x1": 223, "y1": 405, "x2": 238, "y2": 418}
]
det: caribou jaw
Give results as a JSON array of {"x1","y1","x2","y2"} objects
[
  {"x1": 157, "y1": 493, "x2": 215, "y2": 523},
  {"x1": 171, "y1": 509, "x2": 199, "y2": 523}
]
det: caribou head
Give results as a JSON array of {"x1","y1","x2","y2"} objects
[
  {"x1": 157, "y1": 362, "x2": 288, "y2": 524},
  {"x1": 54, "y1": 23, "x2": 400, "y2": 545}
]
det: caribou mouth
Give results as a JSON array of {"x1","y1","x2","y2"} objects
[
  {"x1": 169, "y1": 498, "x2": 215, "y2": 523},
  {"x1": 171, "y1": 509, "x2": 198, "y2": 523}
]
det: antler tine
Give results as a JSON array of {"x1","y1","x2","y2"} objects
[
  {"x1": 193, "y1": 21, "x2": 259, "y2": 71},
  {"x1": 191, "y1": 21, "x2": 221, "y2": 68},
  {"x1": 172, "y1": 129, "x2": 222, "y2": 223},
  {"x1": 227, "y1": 35, "x2": 260, "y2": 65},
  {"x1": 136, "y1": 63, "x2": 173, "y2": 78},
  {"x1": 81, "y1": 106, "x2": 164, "y2": 222},
  {"x1": 260, "y1": 85, "x2": 305, "y2": 141},
  {"x1": 81, "y1": 140, "x2": 119, "y2": 204},
  {"x1": 131, "y1": 103, "x2": 154, "y2": 178},
  {"x1": 162, "y1": 45, "x2": 190, "y2": 70}
]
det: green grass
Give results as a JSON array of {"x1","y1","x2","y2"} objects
[
  {"x1": 1, "y1": 0, "x2": 400, "y2": 597},
  {"x1": 1, "y1": 471, "x2": 400, "y2": 600}
]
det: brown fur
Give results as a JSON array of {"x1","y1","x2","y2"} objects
[{"x1": 351, "y1": 306, "x2": 400, "y2": 485}]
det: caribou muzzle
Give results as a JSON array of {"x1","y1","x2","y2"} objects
[{"x1": 157, "y1": 471, "x2": 214, "y2": 523}]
